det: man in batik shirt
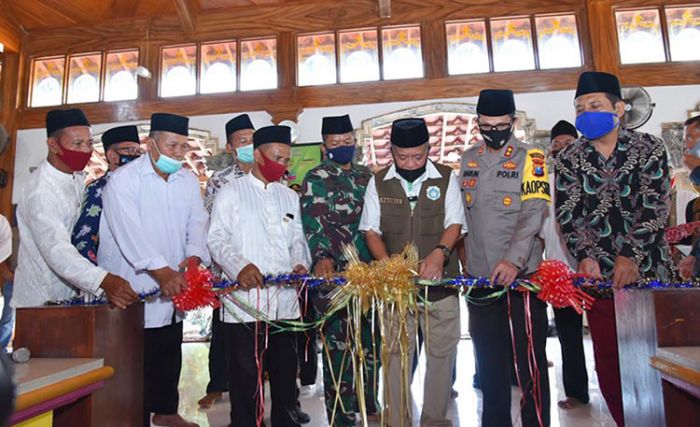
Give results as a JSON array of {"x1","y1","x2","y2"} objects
[
  {"x1": 202, "y1": 114, "x2": 255, "y2": 212},
  {"x1": 300, "y1": 114, "x2": 380, "y2": 426},
  {"x1": 72, "y1": 125, "x2": 142, "y2": 264},
  {"x1": 556, "y1": 71, "x2": 674, "y2": 427}
]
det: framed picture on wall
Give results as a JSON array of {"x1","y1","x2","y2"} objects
[{"x1": 287, "y1": 143, "x2": 322, "y2": 186}]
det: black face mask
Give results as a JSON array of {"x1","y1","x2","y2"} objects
[
  {"x1": 395, "y1": 164, "x2": 427, "y2": 183},
  {"x1": 481, "y1": 128, "x2": 512, "y2": 150},
  {"x1": 118, "y1": 154, "x2": 141, "y2": 166}
]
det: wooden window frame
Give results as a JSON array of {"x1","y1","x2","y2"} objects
[
  {"x1": 443, "y1": 19, "x2": 491, "y2": 76},
  {"x1": 614, "y1": 6, "x2": 668, "y2": 66},
  {"x1": 102, "y1": 48, "x2": 140, "y2": 102},
  {"x1": 28, "y1": 55, "x2": 66, "y2": 108},
  {"x1": 199, "y1": 39, "x2": 238, "y2": 95},
  {"x1": 380, "y1": 24, "x2": 425, "y2": 81},
  {"x1": 295, "y1": 31, "x2": 337, "y2": 87},
  {"x1": 532, "y1": 12, "x2": 586, "y2": 70},
  {"x1": 662, "y1": 4, "x2": 700, "y2": 64},
  {"x1": 159, "y1": 43, "x2": 199, "y2": 98},
  {"x1": 65, "y1": 51, "x2": 103, "y2": 105},
  {"x1": 238, "y1": 36, "x2": 279, "y2": 92}
]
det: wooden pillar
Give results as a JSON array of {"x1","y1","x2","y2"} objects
[
  {"x1": 269, "y1": 31, "x2": 302, "y2": 124},
  {"x1": 585, "y1": 0, "x2": 620, "y2": 76},
  {"x1": 138, "y1": 21, "x2": 160, "y2": 117},
  {"x1": 0, "y1": 51, "x2": 23, "y2": 222},
  {"x1": 422, "y1": 19, "x2": 448, "y2": 79}
]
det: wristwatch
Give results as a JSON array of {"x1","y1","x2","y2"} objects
[{"x1": 436, "y1": 244, "x2": 451, "y2": 266}]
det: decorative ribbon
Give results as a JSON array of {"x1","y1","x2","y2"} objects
[
  {"x1": 665, "y1": 221, "x2": 700, "y2": 244},
  {"x1": 44, "y1": 260, "x2": 700, "y2": 312}
]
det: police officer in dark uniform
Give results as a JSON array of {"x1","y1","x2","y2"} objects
[{"x1": 460, "y1": 90, "x2": 551, "y2": 427}]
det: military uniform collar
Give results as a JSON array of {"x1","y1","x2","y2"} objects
[{"x1": 322, "y1": 159, "x2": 356, "y2": 173}]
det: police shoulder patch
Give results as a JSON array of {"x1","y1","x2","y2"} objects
[{"x1": 521, "y1": 148, "x2": 551, "y2": 202}]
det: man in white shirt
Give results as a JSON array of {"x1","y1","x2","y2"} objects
[
  {"x1": 208, "y1": 125, "x2": 311, "y2": 427},
  {"x1": 359, "y1": 118, "x2": 467, "y2": 427},
  {"x1": 99, "y1": 113, "x2": 209, "y2": 427},
  {"x1": 0, "y1": 214, "x2": 14, "y2": 351},
  {"x1": 13, "y1": 109, "x2": 137, "y2": 310},
  {"x1": 541, "y1": 120, "x2": 589, "y2": 410}
]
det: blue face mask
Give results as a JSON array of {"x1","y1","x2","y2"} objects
[
  {"x1": 575, "y1": 111, "x2": 619, "y2": 140},
  {"x1": 326, "y1": 145, "x2": 356, "y2": 165},
  {"x1": 236, "y1": 144, "x2": 254, "y2": 163},
  {"x1": 118, "y1": 154, "x2": 140, "y2": 166},
  {"x1": 151, "y1": 141, "x2": 183, "y2": 174}
]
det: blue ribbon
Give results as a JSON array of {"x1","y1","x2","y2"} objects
[{"x1": 44, "y1": 274, "x2": 700, "y2": 307}]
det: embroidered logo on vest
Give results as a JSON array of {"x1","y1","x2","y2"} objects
[{"x1": 426, "y1": 186, "x2": 441, "y2": 201}]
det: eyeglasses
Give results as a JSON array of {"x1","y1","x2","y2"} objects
[
  {"x1": 477, "y1": 122, "x2": 513, "y2": 132},
  {"x1": 114, "y1": 147, "x2": 143, "y2": 155}
]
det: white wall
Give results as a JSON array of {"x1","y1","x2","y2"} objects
[{"x1": 12, "y1": 83, "x2": 700, "y2": 203}]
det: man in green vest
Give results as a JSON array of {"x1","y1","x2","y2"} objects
[
  {"x1": 360, "y1": 118, "x2": 466, "y2": 427},
  {"x1": 460, "y1": 89, "x2": 551, "y2": 427}
]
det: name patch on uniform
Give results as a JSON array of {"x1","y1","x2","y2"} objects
[
  {"x1": 463, "y1": 170, "x2": 479, "y2": 177},
  {"x1": 521, "y1": 148, "x2": 551, "y2": 202},
  {"x1": 379, "y1": 197, "x2": 403, "y2": 205},
  {"x1": 427, "y1": 186, "x2": 441, "y2": 201},
  {"x1": 497, "y1": 170, "x2": 519, "y2": 179}
]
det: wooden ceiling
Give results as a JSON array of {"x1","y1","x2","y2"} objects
[{"x1": 4, "y1": 0, "x2": 319, "y2": 31}]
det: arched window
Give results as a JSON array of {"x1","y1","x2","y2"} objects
[
  {"x1": 201, "y1": 62, "x2": 235, "y2": 94},
  {"x1": 33, "y1": 77, "x2": 62, "y2": 107},
  {"x1": 105, "y1": 70, "x2": 137, "y2": 101},
  {"x1": 163, "y1": 65, "x2": 196, "y2": 97}
]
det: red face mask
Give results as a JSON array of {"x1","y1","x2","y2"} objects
[
  {"x1": 58, "y1": 145, "x2": 93, "y2": 172},
  {"x1": 258, "y1": 151, "x2": 287, "y2": 183}
]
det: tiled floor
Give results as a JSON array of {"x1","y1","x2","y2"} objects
[{"x1": 173, "y1": 305, "x2": 616, "y2": 427}]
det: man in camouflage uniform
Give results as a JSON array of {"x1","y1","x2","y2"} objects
[{"x1": 300, "y1": 114, "x2": 380, "y2": 426}]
